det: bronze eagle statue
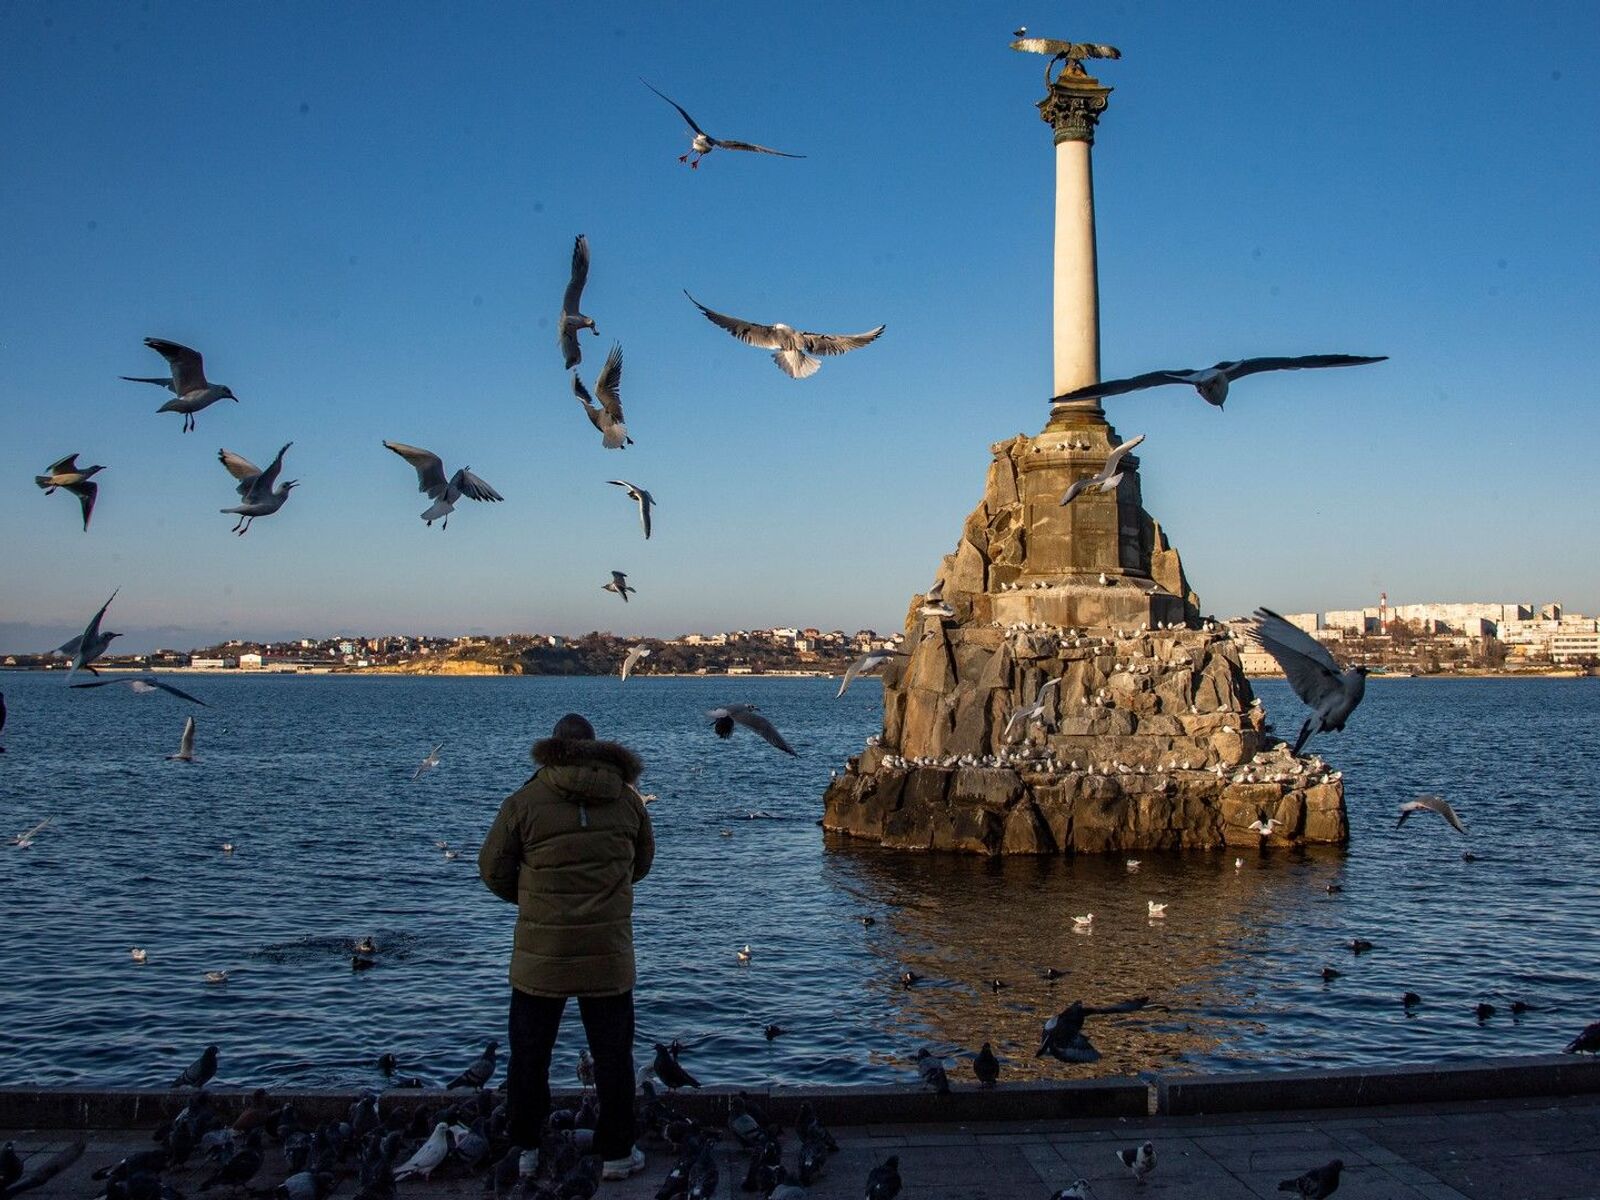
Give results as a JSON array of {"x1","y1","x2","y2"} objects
[{"x1": 1009, "y1": 37, "x2": 1122, "y2": 84}]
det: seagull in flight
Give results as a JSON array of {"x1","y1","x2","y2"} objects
[
  {"x1": 573, "y1": 344, "x2": 631, "y2": 448},
  {"x1": 837, "y1": 648, "x2": 896, "y2": 698},
  {"x1": 602, "y1": 571, "x2": 635, "y2": 602},
  {"x1": 414, "y1": 743, "x2": 443, "y2": 781},
  {"x1": 383, "y1": 441, "x2": 503, "y2": 527},
  {"x1": 122, "y1": 337, "x2": 239, "y2": 431},
  {"x1": 11, "y1": 818, "x2": 51, "y2": 849},
  {"x1": 709, "y1": 704, "x2": 797, "y2": 756},
  {"x1": 71, "y1": 672, "x2": 209, "y2": 706},
  {"x1": 1052, "y1": 354, "x2": 1386, "y2": 409},
  {"x1": 36, "y1": 453, "x2": 105, "y2": 531},
  {"x1": 56, "y1": 589, "x2": 120, "y2": 682},
  {"x1": 1003, "y1": 678, "x2": 1059, "y2": 741},
  {"x1": 685, "y1": 292, "x2": 885, "y2": 379},
  {"x1": 1247, "y1": 607, "x2": 1367, "y2": 755},
  {"x1": 168, "y1": 716, "x2": 197, "y2": 762},
  {"x1": 1397, "y1": 794, "x2": 1468, "y2": 835},
  {"x1": 218, "y1": 442, "x2": 297, "y2": 534},
  {"x1": 642, "y1": 79, "x2": 805, "y2": 168},
  {"x1": 559, "y1": 234, "x2": 598, "y2": 369},
  {"x1": 1060, "y1": 434, "x2": 1143, "y2": 505},
  {"x1": 608, "y1": 480, "x2": 655, "y2": 538},
  {"x1": 620, "y1": 645, "x2": 651, "y2": 681},
  {"x1": 1248, "y1": 817, "x2": 1281, "y2": 836}
]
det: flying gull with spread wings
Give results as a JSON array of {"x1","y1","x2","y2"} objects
[
  {"x1": 71, "y1": 671, "x2": 209, "y2": 706},
  {"x1": 559, "y1": 234, "x2": 598, "y2": 369},
  {"x1": 36, "y1": 453, "x2": 105, "y2": 531},
  {"x1": 607, "y1": 479, "x2": 655, "y2": 539},
  {"x1": 602, "y1": 571, "x2": 635, "y2": 603},
  {"x1": 685, "y1": 292, "x2": 884, "y2": 379},
  {"x1": 122, "y1": 338, "x2": 239, "y2": 432},
  {"x1": 573, "y1": 344, "x2": 631, "y2": 448},
  {"x1": 1397, "y1": 794, "x2": 1468, "y2": 835},
  {"x1": 1060, "y1": 434, "x2": 1144, "y2": 505},
  {"x1": 708, "y1": 704, "x2": 797, "y2": 756},
  {"x1": 383, "y1": 441, "x2": 503, "y2": 528},
  {"x1": 1052, "y1": 355, "x2": 1386, "y2": 410},
  {"x1": 642, "y1": 80, "x2": 804, "y2": 168},
  {"x1": 837, "y1": 648, "x2": 896, "y2": 698},
  {"x1": 1247, "y1": 607, "x2": 1368, "y2": 755},
  {"x1": 218, "y1": 442, "x2": 297, "y2": 534},
  {"x1": 1003, "y1": 679, "x2": 1060, "y2": 741},
  {"x1": 168, "y1": 716, "x2": 198, "y2": 762},
  {"x1": 620, "y1": 645, "x2": 651, "y2": 682},
  {"x1": 56, "y1": 589, "x2": 120, "y2": 682}
]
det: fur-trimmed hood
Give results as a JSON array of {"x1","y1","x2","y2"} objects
[{"x1": 532, "y1": 737, "x2": 642, "y2": 784}]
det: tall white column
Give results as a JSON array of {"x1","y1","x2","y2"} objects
[{"x1": 1053, "y1": 137, "x2": 1100, "y2": 397}]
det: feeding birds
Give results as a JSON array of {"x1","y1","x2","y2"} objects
[
  {"x1": 642, "y1": 79, "x2": 804, "y2": 168},
  {"x1": 1247, "y1": 607, "x2": 1368, "y2": 754},
  {"x1": 382, "y1": 441, "x2": 502, "y2": 528},
  {"x1": 572, "y1": 343, "x2": 630, "y2": 449},
  {"x1": 1059, "y1": 434, "x2": 1144, "y2": 505},
  {"x1": 685, "y1": 291, "x2": 885, "y2": 379},
  {"x1": 1051, "y1": 354, "x2": 1386, "y2": 409},
  {"x1": 602, "y1": 570, "x2": 635, "y2": 603},
  {"x1": 559, "y1": 234, "x2": 598, "y2": 369},
  {"x1": 123, "y1": 337, "x2": 240, "y2": 432},
  {"x1": 1396, "y1": 794, "x2": 1468, "y2": 835},
  {"x1": 607, "y1": 479, "x2": 654, "y2": 538},
  {"x1": 217, "y1": 443, "x2": 297, "y2": 535},
  {"x1": 56, "y1": 589, "x2": 120, "y2": 682},
  {"x1": 708, "y1": 704, "x2": 797, "y2": 756},
  {"x1": 36, "y1": 453, "x2": 105, "y2": 531}
]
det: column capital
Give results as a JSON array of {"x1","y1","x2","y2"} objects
[{"x1": 1039, "y1": 70, "x2": 1113, "y2": 145}]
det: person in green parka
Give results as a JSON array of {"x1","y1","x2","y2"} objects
[{"x1": 478, "y1": 713, "x2": 654, "y2": 1182}]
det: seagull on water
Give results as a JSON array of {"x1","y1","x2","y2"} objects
[
  {"x1": 1052, "y1": 354, "x2": 1387, "y2": 409},
  {"x1": 607, "y1": 479, "x2": 655, "y2": 538},
  {"x1": 573, "y1": 344, "x2": 631, "y2": 448},
  {"x1": 55, "y1": 589, "x2": 120, "y2": 682},
  {"x1": 383, "y1": 441, "x2": 502, "y2": 528},
  {"x1": 642, "y1": 79, "x2": 804, "y2": 168},
  {"x1": 620, "y1": 645, "x2": 651, "y2": 681},
  {"x1": 1072, "y1": 913, "x2": 1093, "y2": 930},
  {"x1": 36, "y1": 453, "x2": 105, "y2": 531},
  {"x1": 1397, "y1": 794, "x2": 1468, "y2": 835},
  {"x1": 559, "y1": 234, "x2": 598, "y2": 369},
  {"x1": 685, "y1": 291, "x2": 884, "y2": 379},
  {"x1": 130, "y1": 948, "x2": 148, "y2": 963},
  {"x1": 602, "y1": 571, "x2": 635, "y2": 603},
  {"x1": 123, "y1": 337, "x2": 239, "y2": 432},
  {"x1": 1147, "y1": 901, "x2": 1168, "y2": 918},
  {"x1": 1059, "y1": 434, "x2": 1144, "y2": 505},
  {"x1": 72, "y1": 671, "x2": 209, "y2": 706},
  {"x1": 1003, "y1": 678, "x2": 1059, "y2": 741},
  {"x1": 709, "y1": 704, "x2": 797, "y2": 756},
  {"x1": 11, "y1": 818, "x2": 51, "y2": 849},
  {"x1": 837, "y1": 648, "x2": 896, "y2": 698},
  {"x1": 413, "y1": 743, "x2": 443, "y2": 781},
  {"x1": 1248, "y1": 607, "x2": 1367, "y2": 754}
]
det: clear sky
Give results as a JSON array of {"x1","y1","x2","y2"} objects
[{"x1": 3, "y1": 2, "x2": 1597, "y2": 653}]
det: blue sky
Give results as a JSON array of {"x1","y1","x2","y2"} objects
[{"x1": 2, "y1": 3, "x2": 1597, "y2": 652}]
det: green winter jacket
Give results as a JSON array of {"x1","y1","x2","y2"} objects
[{"x1": 478, "y1": 736, "x2": 654, "y2": 997}]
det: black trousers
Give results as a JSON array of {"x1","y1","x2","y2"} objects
[{"x1": 506, "y1": 987, "x2": 636, "y2": 1160}]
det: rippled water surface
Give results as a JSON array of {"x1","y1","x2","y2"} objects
[{"x1": 2, "y1": 671, "x2": 1597, "y2": 1090}]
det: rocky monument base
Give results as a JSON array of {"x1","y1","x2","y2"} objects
[{"x1": 824, "y1": 425, "x2": 1349, "y2": 855}]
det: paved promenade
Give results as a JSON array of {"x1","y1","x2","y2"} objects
[{"x1": 6, "y1": 1091, "x2": 1600, "y2": 1200}]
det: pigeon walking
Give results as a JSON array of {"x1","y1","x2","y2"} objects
[
  {"x1": 1396, "y1": 794, "x2": 1468, "y2": 835},
  {"x1": 607, "y1": 479, "x2": 654, "y2": 538},
  {"x1": 559, "y1": 234, "x2": 598, "y2": 369},
  {"x1": 602, "y1": 571, "x2": 635, "y2": 602},
  {"x1": 573, "y1": 344, "x2": 630, "y2": 449},
  {"x1": 56, "y1": 589, "x2": 121, "y2": 682},
  {"x1": 642, "y1": 80, "x2": 804, "y2": 168},
  {"x1": 1051, "y1": 354, "x2": 1386, "y2": 409},
  {"x1": 864, "y1": 1156, "x2": 901, "y2": 1200},
  {"x1": 1247, "y1": 608, "x2": 1367, "y2": 754},
  {"x1": 447, "y1": 1041, "x2": 497, "y2": 1090},
  {"x1": 686, "y1": 292, "x2": 884, "y2": 379},
  {"x1": 382, "y1": 442, "x2": 502, "y2": 528},
  {"x1": 1115, "y1": 1141, "x2": 1155, "y2": 1186},
  {"x1": 1059, "y1": 434, "x2": 1143, "y2": 505},
  {"x1": 124, "y1": 337, "x2": 240, "y2": 432},
  {"x1": 36, "y1": 453, "x2": 105, "y2": 531},
  {"x1": 708, "y1": 704, "x2": 796, "y2": 755},
  {"x1": 167, "y1": 717, "x2": 197, "y2": 762},
  {"x1": 1278, "y1": 1159, "x2": 1342, "y2": 1198},
  {"x1": 218, "y1": 443, "x2": 297, "y2": 534}
]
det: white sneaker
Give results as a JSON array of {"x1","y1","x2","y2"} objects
[
  {"x1": 517, "y1": 1149, "x2": 539, "y2": 1178},
  {"x1": 601, "y1": 1146, "x2": 646, "y2": 1181}
]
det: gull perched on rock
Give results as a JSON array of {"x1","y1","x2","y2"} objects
[
  {"x1": 709, "y1": 704, "x2": 796, "y2": 756},
  {"x1": 559, "y1": 234, "x2": 598, "y2": 369},
  {"x1": 1247, "y1": 607, "x2": 1367, "y2": 754},
  {"x1": 56, "y1": 589, "x2": 120, "y2": 681},
  {"x1": 413, "y1": 743, "x2": 442, "y2": 781},
  {"x1": 573, "y1": 344, "x2": 631, "y2": 448},
  {"x1": 1397, "y1": 794, "x2": 1468, "y2": 835},
  {"x1": 1003, "y1": 678, "x2": 1059, "y2": 741},
  {"x1": 620, "y1": 645, "x2": 651, "y2": 681},
  {"x1": 1060, "y1": 434, "x2": 1143, "y2": 505},
  {"x1": 602, "y1": 571, "x2": 635, "y2": 602},
  {"x1": 73, "y1": 671, "x2": 209, "y2": 705},
  {"x1": 837, "y1": 648, "x2": 896, "y2": 698},
  {"x1": 36, "y1": 453, "x2": 105, "y2": 531},
  {"x1": 608, "y1": 479, "x2": 654, "y2": 538},
  {"x1": 1051, "y1": 354, "x2": 1386, "y2": 410},
  {"x1": 123, "y1": 337, "x2": 239, "y2": 432},
  {"x1": 643, "y1": 79, "x2": 804, "y2": 168},
  {"x1": 685, "y1": 291, "x2": 884, "y2": 379},
  {"x1": 382, "y1": 441, "x2": 502, "y2": 528},
  {"x1": 217, "y1": 442, "x2": 296, "y2": 534}
]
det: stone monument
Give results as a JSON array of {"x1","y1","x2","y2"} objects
[{"x1": 822, "y1": 40, "x2": 1349, "y2": 855}]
